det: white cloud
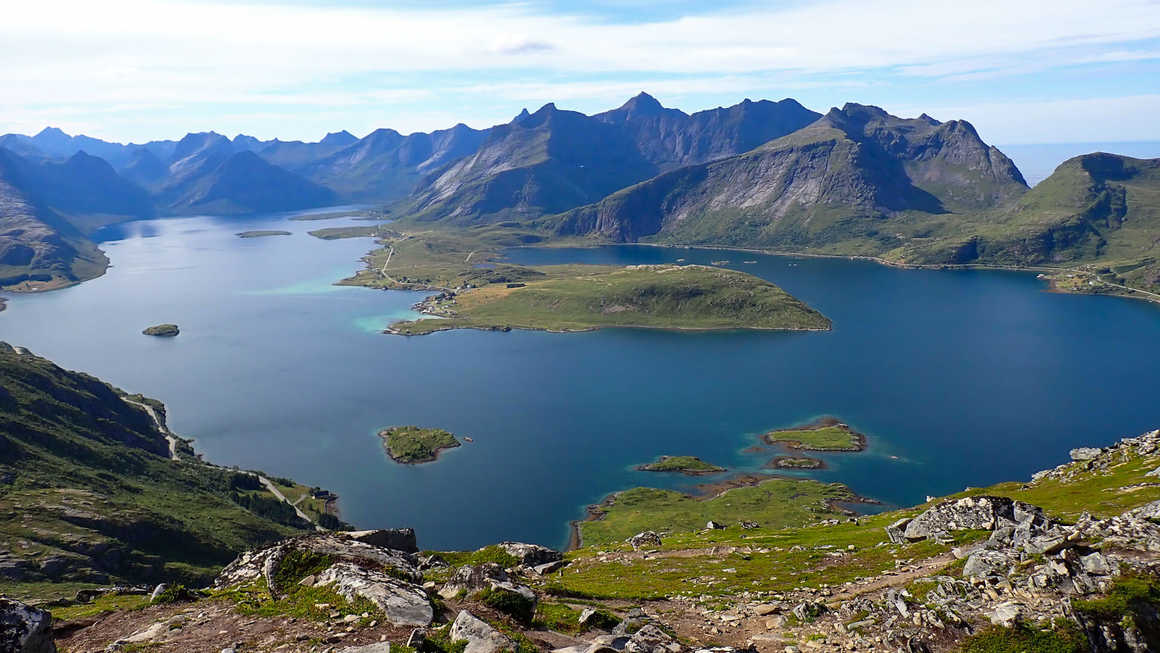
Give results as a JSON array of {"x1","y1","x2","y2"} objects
[{"x1": 1, "y1": 0, "x2": 1158, "y2": 140}]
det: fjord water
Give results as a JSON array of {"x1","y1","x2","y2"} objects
[{"x1": 2, "y1": 212, "x2": 1159, "y2": 550}]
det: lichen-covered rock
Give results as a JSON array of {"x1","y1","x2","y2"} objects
[
  {"x1": 314, "y1": 562, "x2": 433, "y2": 626},
  {"x1": 0, "y1": 598, "x2": 55, "y2": 653},
  {"x1": 142, "y1": 324, "x2": 179, "y2": 337},
  {"x1": 623, "y1": 624, "x2": 682, "y2": 653},
  {"x1": 902, "y1": 496, "x2": 1050, "y2": 541},
  {"x1": 450, "y1": 610, "x2": 513, "y2": 653},
  {"x1": 215, "y1": 533, "x2": 420, "y2": 591},
  {"x1": 439, "y1": 563, "x2": 510, "y2": 600},
  {"x1": 498, "y1": 541, "x2": 562, "y2": 567},
  {"x1": 627, "y1": 531, "x2": 663, "y2": 551}
]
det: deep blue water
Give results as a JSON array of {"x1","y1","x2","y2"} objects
[{"x1": 1, "y1": 211, "x2": 1159, "y2": 551}]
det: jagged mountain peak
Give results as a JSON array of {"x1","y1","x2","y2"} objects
[
  {"x1": 34, "y1": 126, "x2": 69, "y2": 139},
  {"x1": 321, "y1": 130, "x2": 357, "y2": 146}
]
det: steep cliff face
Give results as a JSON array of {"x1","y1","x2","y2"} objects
[{"x1": 550, "y1": 104, "x2": 1027, "y2": 250}]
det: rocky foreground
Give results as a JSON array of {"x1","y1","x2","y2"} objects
[{"x1": 5, "y1": 431, "x2": 1160, "y2": 652}]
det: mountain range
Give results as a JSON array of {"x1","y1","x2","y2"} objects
[{"x1": 1, "y1": 92, "x2": 1158, "y2": 294}]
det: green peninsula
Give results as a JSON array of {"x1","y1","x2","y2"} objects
[
  {"x1": 388, "y1": 264, "x2": 830, "y2": 335},
  {"x1": 379, "y1": 425, "x2": 462, "y2": 464},
  {"x1": 236, "y1": 230, "x2": 291, "y2": 238}
]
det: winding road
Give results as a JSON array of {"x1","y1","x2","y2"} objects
[{"x1": 124, "y1": 396, "x2": 324, "y2": 531}]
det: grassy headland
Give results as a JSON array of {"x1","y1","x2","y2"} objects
[
  {"x1": 635, "y1": 455, "x2": 726, "y2": 475},
  {"x1": 378, "y1": 425, "x2": 462, "y2": 464},
  {"x1": 387, "y1": 264, "x2": 830, "y2": 335}
]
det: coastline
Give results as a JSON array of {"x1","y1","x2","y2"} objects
[
  {"x1": 603, "y1": 241, "x2": 1160, "y2": 306},
  {"x1": 763, "y1": 416, "x2": 868, "y2": 452}
]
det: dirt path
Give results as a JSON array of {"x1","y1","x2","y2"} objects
[
  {"x1": 258, "y1": 476, "x2": 323, "y2": 531},
  {"x1": 830, "y1": 551, "x2": 957, "y2": 602},
  {"x1": 123, "y1": 398, "x2": 179, "y2": 461}
]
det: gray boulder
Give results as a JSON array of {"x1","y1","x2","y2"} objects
[
  {"x1": 963, "y1": 549, "x2": 1016, "y2": 580},
  {"x1": 315, "y1": 562, "x2": 433, "y2": 626},
  {"x1": 1069, "y1": 447, "x2": 1102, "y2": 461},
  {"x1": 884, "y1": 518, "x2": 912, "y2": 545},
  {"x1": 623, "y1": 624, "x2": 682, "y2": 653},
  {"x1": 348, "y1": 528, "x2": 419, "y2": 553},
  {"x1": 439, "y1": 563, "x2": 510, "y2": 600},
  {"x1": 498, "y1": 541, "x2": 563, "y2": 567},
  {"x1": 627, "y1": 531, "x2": 663, "y2": 551},
  {"x1": 903, "y1": 496, "x2": 1049, "y2": 541},
  {"x1": 450, "y1": 610, "x2": 514, "y2": 653},
  {"x1": 0, "y1": 597, "x2": 55, "y2": 653}
]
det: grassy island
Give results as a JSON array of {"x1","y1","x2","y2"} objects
[
  {"x1": 388, "y1": 264, "x2": 830, "y2": 335},
  {"x1": 764, "y1": 417, "x2": 866, "y2": 452},
  {"x1": 636, "y1": 455, "x2": 726, "y2": 475},
  {"x1": 236, "y1": 230, "x2": 291, "y2": 238},
  {"x1": 378, "y1": 426, "x2": 461, "y2": 464}
]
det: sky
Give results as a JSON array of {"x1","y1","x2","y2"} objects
[{"x1": 2, "y1": 0, "x2": 1160, "y2": 146}]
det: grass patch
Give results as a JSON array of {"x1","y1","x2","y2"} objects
[
  {"x1": 52, "y1": 591, "x2": 151, "y2": 621},
  {"x1": 579, "y1": 478, "x2": 857, "y2": 547},
  {"x1": 959, "y1": 621, "x2": 1087, "y2": 653},
  {"x1": 476, "y1": 586, "x2": 536, "y2": 624}
]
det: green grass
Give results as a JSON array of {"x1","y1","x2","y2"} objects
[
  {"x1": 51, "y1": 591, "x2": 152, "y2": 621},
  {"x1": 764, "y1": 419, "x2": 864, "y2": 451},
  {"x1": 476, "y1": 586, "x2": 536, "y2": 623},
  {"x1": 430, "y1": 545, "x2": 521, "y2": 570},
  {"x1": 307, "y1": 226, "x2": 387, "y2": 240},
  {"x1": 389, "y1": 264, "x2": 830, "y2": 335},
  {"x1": 958, "y1": 621, "x2": 1087, "y2": 653},
  {"x1": 578, "y1": 478, "x2": 858, "y2": 547},
  {"x1": 379, "y1": 426, "x2": 461, "y2": 464},
  {"x1": 1073, "y1": 574, "x2": 1160, "y2": 620},
  {"x1": 636, "y1": 456, "x2": 726, "y2": 475},
  {"x1": 236, "y1": 230, "x2": 291, "y2": 238}
]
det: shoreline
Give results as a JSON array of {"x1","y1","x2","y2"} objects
[{"x1": 378, "y1": 427, "x2": 462, "y2": 465}]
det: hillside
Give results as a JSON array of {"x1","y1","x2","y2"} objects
[
  {"x1": 399, "y1": 95, "x2": 821, "y2": 226},
  {"x1": 0, "y1": 152, "x2": 110, "y2": 291},
  {"x1": 902, "y1": 153, "x2": 1160, "y2": 294},
  {"x1": 0, "y1": 343, "x2": 334, "y2": 593},
  {"x1": 548, "y1": 104, "x2": 1028, "y2": 250}
]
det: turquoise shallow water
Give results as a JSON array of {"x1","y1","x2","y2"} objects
[{"x1": 2, "y1": 211, "x2": 1159, "y2": 550}]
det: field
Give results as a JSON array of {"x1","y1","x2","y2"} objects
[{"x1": 764, "y1": 418, "x2": 865, "y2": 451}]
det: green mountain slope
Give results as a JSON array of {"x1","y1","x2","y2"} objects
[
  {"x1": 903, "y1": 153, "x2": 1160, "y2": 292},
  {"x1": 0, "y1": 343, "x2": 315, "y2": 591},
  {"x1": 548, "y1": 104, "x2": 1028, "y2": 252}
]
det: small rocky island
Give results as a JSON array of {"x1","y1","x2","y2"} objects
[
  {"x1": 768, "y1": 455, "x2": 825, "y2": 470},
  {"x1": 236, "y1": 230, "x2": 291, "y2": 238},
  {"x1": 636, "y1": 455, "x2": 726, "y2": 476},
  {"x1": 379, "y1": 425, "x2": 462, "y2": 464},
  {"x1": 142, "y1": 323, "x2": 180, "y2": 337}
]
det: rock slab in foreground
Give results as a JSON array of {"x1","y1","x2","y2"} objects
[
  {"x1": 450, "y1": 610, "x2": 513, "y2": 653},
  {"x1": 0, "y1": 597, "x2": 55, "y2": 653}
]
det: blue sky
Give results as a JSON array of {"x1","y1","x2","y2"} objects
[{"x1": 3, "y1": 0, "x2": 1159, "y2": 145}]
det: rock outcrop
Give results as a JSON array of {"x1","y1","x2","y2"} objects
[
  {"x1": 0, "y1": 598, "x2": 54, "y2": 653},
  {"x1": 215, "y1": 531, "x2": 431, "y2": 627},
  {"x1": 450, "y1": 610, "x2": 514, "y2": 653}
]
